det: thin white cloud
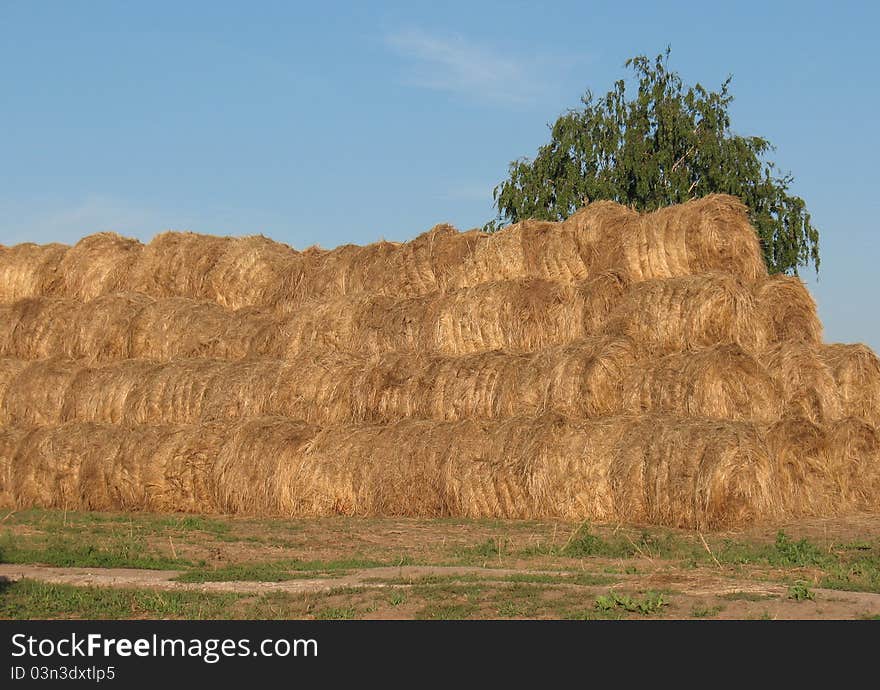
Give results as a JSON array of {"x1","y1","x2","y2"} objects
[{"x1": 385, "y1": 28, "x2": 548, "y2": 105}]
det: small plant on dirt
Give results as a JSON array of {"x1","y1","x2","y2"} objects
[
  {"x1": 595, "y1": 591, "x2": 667, "y2": 615},
  {"x1": 772, "y1": 532, "x2": 827, "y2": 568},
  {"x1": 788, "y1": 582, "x2": 815, "y2": 601},
  {"x1": 314, "y1": 606, "x2": 358, "y2": 620},
  {"x1": 559, "y1": 523, "x2": 632, "y2": 558},
  {"x1": 691, "y1": 603, "x2": 724, "y2": 618},
  {"x1": 455, "y1": 537, "x2": 509, "y2": 563},
  {"x1": 389, "y1": 591, "x2": 407, "y2": 606}
]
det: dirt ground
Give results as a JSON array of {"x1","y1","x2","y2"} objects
[{"x1": 1, "y1": 510, "x2": 879, "y2": 619}]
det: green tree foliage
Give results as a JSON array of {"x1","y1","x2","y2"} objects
[{"x1": 488, "y1": 49, "x2": 819, "y2": 274}]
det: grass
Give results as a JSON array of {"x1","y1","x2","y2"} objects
[
  {"x1": 314, "y1": 606, "x2": 358, "y2": 620},
  {"x1": 718, "y1": 531, "x2": 829, "y2": 568},
  {"x1": 691, "y1": 603, "x2": 724, "y2": 618},
  {"x1": 2, "y1": 510, "x2": 879, "y2": 619},
  {"x1": 788, "y1": 582, "x2": 815, "y2": 601},
  {"x1": 716, "y1": 532, "x2": 880, "y2": 594},
  {"x1": 388, "y1": 590, "x2": 407, "y2": 606},
  {"x1": 0, "y1": 579, "x2": 240, "y2": 619},
  {"x1": 451, "y1": 537, "x2": 510, "y2": 564},
  {"x1": 502, "y1": 572, "x2": 614, "y2": 586},
  {"x1": 173, "y1": 557, "x2": 384, "y2": 583},
  {"x1": 1, "y1": 509, "x2": 232, "y2": 537},
  {"x1": 0, "y1": 532, "x2": 190, "y2": 570},
  {"x1": 594, "y1": 591, "x2": 668, "y2": 616},
  {"x1": 416, "y1": 602, "x2": 479, "y2": 620}
]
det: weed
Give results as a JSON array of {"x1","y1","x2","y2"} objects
[
  {"x1": 0, "y1": 579, "x2": 238, "y2": 619},
  {"x1": 691, "y1": 603, "x2": 724, "y2": 618},
  {"x1": 788, "y1": 582, "x2": 815, "y2": 601},
  {"x1": 314, "y1": 607, "x2": 357, "y2": 620},
  {"x1": 0, "y1": 533, "x2": 187, "y2": 570},
  {"x1": 388, "y1": 591, "x2": 407, "y2": 607},
  {"x1": 594, "y1": 591, "x2": 668, "y2": 615}
]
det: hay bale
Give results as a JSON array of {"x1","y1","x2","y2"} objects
[
  {"x1": 267, "y1": 353, "x2": 364, "y2": 423},
  {"x1": 0, "y1": 242, "x2": 68, "y2": 302},
  {"x1": 447, "y1": 219, "x2": 588, "y2": 290},
  {"x1": 756, "y1": 274, "x2": 822, "y2": 345},
  {"x1": 200, "y1": 358, "x2": 284, "y2": 421},
  {"x1": 622, "y1": 345, "x2": 783, "y2": 422},
  {"x1": 448, "y1": 337, "x2": 637, "y2": 420},
  {"x1": 399, "y1": 224, "x2": 481, "y2": 295},
  {"x1": 133, "y1": 231, "x2": 232, "y2": 299},
  {"x1": 4, "y1": 422, "x2": 228, "y2": 513},
  {"x1": 275, "y1": 278, "x2": 587, "y2": 357},
  {"x1": 0, "y1": 426, "x2": 28, "y2": 508},
  {"x1": 2, "y1": 297, "x2": 80, "y2": 359},
  {"x1": 763, "y1": 419, "x2": 837, "y2": 517},
  {"x1": 0, "y1": 359, "x2": 29, "y2": 422},
  {"x1": 448, "y1": 225, "x2": 527, "y2": 287},
  {"x1": 567, "y1": 200, "x2": 640, "y2": 271},
  {"x1": 1, "y1": 339, "x2": 636, "y2": 426},
  {"x1": 0, "y1": 305, "x2": 12, "y2": 354},
  {"x1": 274, "y1": 243, "x2": 360, "y2": 304},
  {"x1": 55, "y1": 233, "x2": 143, "y2": 300},
  {"x1": 122, "y1": 359, "x2": 227, "y2": 424},
  {"x1": 345, "y1": 241, "x2": 406, "y2": 296},
  {"x1": 109, "y1": 423, "x2": 226, "y2": 513},
  {"x1": 820, "y1": 343, "x2": 880, "y2": 427},
  {"x1": 212, "y1": 417, "x2": 321, "y2": 514},
  {"x1": 825, "y1": 418, "x2": 880, "y2": 513},
  {"x1": 225, "y1": 307, "x2": 288, "y2": 359},
  {"x1": 578, "y1": 270, "x2": 631, "y2": 333},
  {"x1": 282, "y1": 419, "x2": 451, "y2": 517},
  {"x1": 269, "y1": 226, "x2": 482, "y2": 307},
  {"x1": 610, "y1": 416, "x2": 777, "y2": 528},
  {"x1": 606, "y1": 273, "x2": 764, "y2": 353},
  {"x1": 60, "y1": 359, "x2": 160, "y2": 423},
  {"x1": 205, "y1": 235, "x2": 297, "y2": 309},
  {"x1": 4, "y1": 413, "x2": 874, "y2": 525},
  {"x1": 571, "y1": 195, "x2": 766, "y2": 283},
  {"x1": 428, "y1": 279, "x2": 585, "y2": 354},
  {"x1": 128, "y1": 297, "x2": 233, "y2": 360},
  {"x1": 289, "y1": 337, "x2": 637, "y2": 423},
  {"x1": 437, "y1": 417, "x2": 543, "y2": 520},
  {"x1": 2, "y1": 359, "x2": 80, "y2": 425},
  {"x1": 9, "y1": 423, "x2": 124, "y2": 511},
  {"x1": 71, "y1": 292, "x2": 153, "y2": 361},
  {"x1": 758, "y1": 343, "x2": 843, "y2": 424}
]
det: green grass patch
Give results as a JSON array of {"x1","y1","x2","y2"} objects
[
  {"x1": 0, "y1": 579, "x2": 239, "y2": 619},
  {"x1": 451, "y1": 537, "x2": 511, "y2": 564},
  {"x1": 594, "y1": 590, "x2": 668, "y2": 616},
  {"x1": 174, "y1": 557, "x2": 385, "y2": 583},
  {"x1": 0, "y1": 533, "x2": 189, "y2": 570},
  {"x1": 788, "y1": 582, "x2": 815, "y2": 601},
  {"x1": 717, "y1": 531, "x2": 829, "y2": 568},
  {"x1": 691, "y1": 603, "x2": 724, "y2": 618},
  {"x1": 388, "y1": 590, "x2": 407, "y2": 607},
  {"x1": 314, "y1": 606, "x2": 358, "y2": 620},
  {"x1": 416, "y1": 602, "x2": 479, "y2": 620}
]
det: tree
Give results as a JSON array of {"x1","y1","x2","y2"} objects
[{"x1": 488, "y1": 49, "x2": 819, "y2": 275}]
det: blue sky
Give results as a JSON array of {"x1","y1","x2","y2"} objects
[{"x1": 1, "y1": 1, "x2": 878, "y2": 349}]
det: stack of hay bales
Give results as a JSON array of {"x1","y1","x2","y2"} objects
[{"x1": 1, "y1": 194, "x2": 878, "y2": 528}]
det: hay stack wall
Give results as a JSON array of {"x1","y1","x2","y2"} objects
[{"x1": 1, "y1": 194, "x2": 879, "y2": 528}]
